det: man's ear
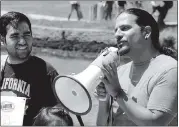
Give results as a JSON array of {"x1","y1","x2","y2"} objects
[{"x1": 143, "y1": 26, "x2": 152, "y2": 39}]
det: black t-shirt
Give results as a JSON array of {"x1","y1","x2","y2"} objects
[{"x1": 1, "y1": 56, "x2": 59, "y2": 125}]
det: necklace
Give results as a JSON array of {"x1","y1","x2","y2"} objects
[
  {"x1": 130, "y1": 57, "x2": 155, "y2": 85},
  {"x1": 133, "y1": 52, "x2": 160, "y2": 66},
  {"x1": 133, "y1": 60, "x2": 151, "y2": 66}
]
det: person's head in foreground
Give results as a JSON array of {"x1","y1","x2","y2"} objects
[
  {"x1": 115, "y1": 8, "x2": 177, "y2": 60},
  {"x1": 33, "y1": 105, "x2": 73, "y2": 126},
  {"x1": 0, "y1": 11, "x2": 33, "y2": 63}
]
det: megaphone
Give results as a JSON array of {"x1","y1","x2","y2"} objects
[{"x1": 52, "y1": 46, "x2": 130, "y2": 115}]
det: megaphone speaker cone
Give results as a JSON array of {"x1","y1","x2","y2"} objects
[{"x1": 52, "y1": 75, "x2": 92, "y2": 115}]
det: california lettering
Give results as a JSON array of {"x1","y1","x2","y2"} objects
[{"x1": 1, "y1": 78, "x2": 30, "y2": 97}]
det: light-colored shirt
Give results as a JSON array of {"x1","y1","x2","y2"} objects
[{"x1": 112, "y1": 54, "x2": 177, "y2": 125}]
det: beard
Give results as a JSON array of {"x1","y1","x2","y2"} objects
[
  {"x1": 7, "y1": 46, "x2": 32, "y2": 61},
  {"x1": 17, "y1": 51, "x2": 31, "y2": 59},
  {"x1": 16, "y1": 47, "x2": 32, "y2": 59}
]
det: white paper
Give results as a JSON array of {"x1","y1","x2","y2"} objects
[{"x1": 1, "y1": 96, "x2": 26, "y2": 126}]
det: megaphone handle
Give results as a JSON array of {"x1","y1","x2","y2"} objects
[{"x1": 76, "y1": 115, "x2": 84, "y2": 126}]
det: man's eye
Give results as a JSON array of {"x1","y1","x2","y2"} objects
[
  {"x1": 24, "y1": 34, "x2": 31, "y2": 37},
  {"x1": 121, "y1": 26, "x2": 131, "y2": 31},
  {"x1": 10, "y1": 35, "x2": 19, "y2": 39}
]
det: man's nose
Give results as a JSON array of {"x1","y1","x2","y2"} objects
[
  {"x1": 19, "y1": 36, "x2": 26, "y2": 44},
  {"x1": 115, "y1": 31, "x2": 123, "y2": 41}
]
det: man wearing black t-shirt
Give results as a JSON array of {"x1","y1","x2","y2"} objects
[{"x1": 0, "y1": 11, "x2": 59, "y2": 126}]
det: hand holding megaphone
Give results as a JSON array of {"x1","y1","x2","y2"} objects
[
  {"x1": 94, "y1": 47, "x2": 124, "y2": 100},
  {"x1": 52, "y1": 46, "x2": 130, "y2": 115},
  {"x1": 101, "y1": 57, "x2": 122, "y2": 98},
  {"x1": 99, "y1": 46, "x2": 129, "y2": 97},
  {"x1": 94, "y1": 82, "x2": 110, "y2": 101},
  {"x1": 93, "y1": 47, "x2": 119, "y2": 101}
]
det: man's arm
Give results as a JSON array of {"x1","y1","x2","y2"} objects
[
  {"x1": 95, "y1": 82, "x2": 112, "y2": 126},
  {"x1": 96, "y1": 100, "x2": 111, "y2": 126},
  {"x1": 45, "y1": 63, "x2": 59, "y2": 106},
  {"x1": 115, "y1": 95, "x2": 174, "y2": 125}
]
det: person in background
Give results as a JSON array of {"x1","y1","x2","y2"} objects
[
  {"x1": 104, "y1": 1, "x2": 114, "y2": 20},
  {"x1": 151, "y1": 1, "x2": 161, "y2": 15},
  {"x1": 68, "y1": 1, "x2": 83, "y2": 21},
  {"x1": 129, "y1": 1, "x2": 143, "y2": 9},
  {"x1": 95, "y1": 8, "x2": 177, "y2": 126},
  {"x1": 33, "y1": 105, "x2": 73, "y2": 126},
  {"x1": 0, "y1": 11, "x2": 59, "y2": 125},
  {"x1": 117, "y1": 1, "x2": 127, "y2": 14},
  {"x1": 151, "y1": 1, "x2": 173, "y2": 29},
  {"x1": 134, "y1": 1, "x2": 143, "y2": 8}
]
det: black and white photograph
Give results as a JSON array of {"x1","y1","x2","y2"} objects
[{"x1": 0, "y1": 1, "x2": 178, "y2": 126}]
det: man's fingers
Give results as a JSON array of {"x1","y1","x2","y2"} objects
[
  {"x1": 96, "y1": 87, "x2": 106, "y2": 93},
  {"x1": 94, "y1": 88, "x2": 107, "y2": 97},
  {"x1": 94, "y1": 89, "x2": 98, "y2": 96},
  {"x1": 110, "y1": 62, "x2": 117, "y2": 71},
  {"x1": 102, "y1": 64, "x2": 109, "y2": 75},
  {"x1": 103, "y1": 63, "x2": 112, "y2": 72},
  {"x1": 101, "y1": 76, "x2": 109, "y2": 85},
  {"x1": 109, "y1": 62, "x2": 117, "y2": 75},
  {"x1": 95, "y1": 82, "x2": 107, "y2": 97},
  {"x1": 97, "y1": 82, "x2": 105, "y2": 88},
  {"x1": 96, "y1": 84, "x2": 106, "y2": 93}
]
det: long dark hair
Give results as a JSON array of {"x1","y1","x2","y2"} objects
[{"x1": 118, "y1": 8, "x2": 177, "y2": 60}]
